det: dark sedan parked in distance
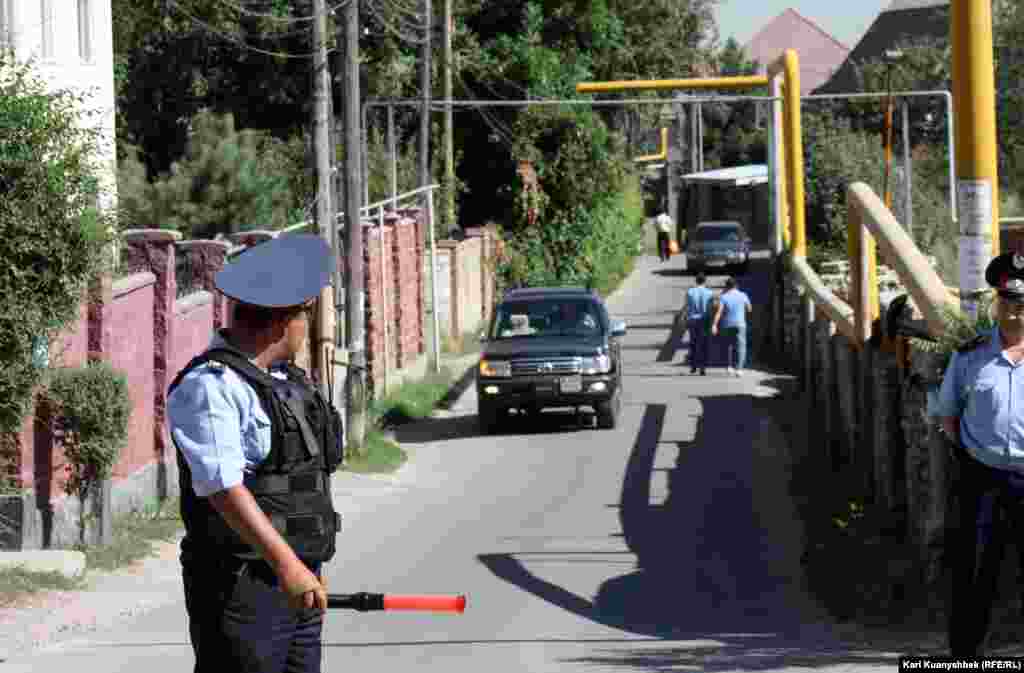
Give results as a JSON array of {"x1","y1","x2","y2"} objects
[{"x1": 684, "y1": 220, "x2": 751, "y2": 275}]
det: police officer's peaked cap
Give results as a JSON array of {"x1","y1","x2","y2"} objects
[
  {"x1": 215, "y1": 234, "x2": 333, "y2": 308},
  {"x1": 985, "y1": 251, "x2": 1024, "y2": 302}
]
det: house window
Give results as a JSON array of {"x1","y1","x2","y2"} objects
[
  {"x1": 0, "y1": 0, "x2": 12, "y2": 53},
  {"x1": 77, "y1": 0, "x2": 92, "y2": 62},
  {"x1": 40, "y1": 0, "x2": 53, "y2": 59}
]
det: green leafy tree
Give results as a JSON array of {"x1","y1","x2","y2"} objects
[
  {"x1": 118, "y1": 110, "x2": 298, "y2": 238},
  {"x1": 718, "y1": 36, "x2": 759, "y2": 76},
  {"x1": 0, "y1": 57, "x2": 113, "y2": 439}
]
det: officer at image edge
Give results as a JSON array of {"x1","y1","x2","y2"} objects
[
  {"x1": 933, "y1": 250, "x2": 1024, "y2": 657},
  {"x1": 166, "y1": 233, "x2": 344, "y2": 673}
]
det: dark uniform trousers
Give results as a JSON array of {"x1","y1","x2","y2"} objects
[
  {"x1": 183, "y1": 557, "x2": 323, "y2": 673},
  {"x1": 948, "y1": 445, "x2": 1024, "y2": 656}
]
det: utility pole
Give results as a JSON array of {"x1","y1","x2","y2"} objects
[
  {"x1": 952, "y1": 0, "x2": 1000, "y2": 318},
  {"x1": 419, "y1": 0, "x2": 432, "y2": 192},
  {"x1": 312, "y1": 0, "x2": 333, "y2": 244},
  {"x1": 312, "y1": 0, "x2": 334, "y2": 403},
  {"x1": 340, "y1": 0, "x2": 366, "y2": 448},
  {"x1": 442, "y1": 0, "x2": 455, "y2": 234}
]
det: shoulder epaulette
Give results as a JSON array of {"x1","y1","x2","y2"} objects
[{"x1": 957, "y1": 334, "x2": 991, "y2": 353}]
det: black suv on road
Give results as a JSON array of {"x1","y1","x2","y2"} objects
[{"x1": 476, "y1": 287, "x2": 627, "y2": 433}]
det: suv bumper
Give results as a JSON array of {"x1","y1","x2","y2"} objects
[{"x1": 477, "y1": 373, "x2": 618, "y2": 409}]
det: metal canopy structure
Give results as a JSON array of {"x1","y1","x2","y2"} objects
[{"x1": 682, "y1": 164, "x2": 769, "y2": 188}]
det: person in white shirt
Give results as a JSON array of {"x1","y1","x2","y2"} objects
[{"x1": 655, "y1": 212, "x2": 673, "y2": 262}]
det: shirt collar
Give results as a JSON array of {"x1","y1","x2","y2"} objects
[{"x1": 209, "y1": 329, "x2": 266, "y2": 371}]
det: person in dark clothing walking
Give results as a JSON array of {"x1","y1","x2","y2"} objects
[{"x1": 683, "y1": 272, "x2": 713, "y2": 375}]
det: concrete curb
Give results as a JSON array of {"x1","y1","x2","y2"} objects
[{"x1": 0, "y1": 550, "x2": 86, "y2": 580}]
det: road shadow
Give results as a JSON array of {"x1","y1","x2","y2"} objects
[
  {"x1": 393, "y1": 408, "x2": 599, "y2": 445},
  {"x1": 477, "y1": 394, "x2": 949, "y2": 669}
]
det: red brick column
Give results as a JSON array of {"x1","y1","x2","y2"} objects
[
  {"x1": 122, "y1": 229, "x2": 181, "y2": 499},
  {"x1": 362, "y1": 219, "x2": 383, "y2": 394},
  {"x1": 177, "y1": 240, "x2": 232, "y2": 330},
  {"x1": 228, "y1": 230, "x2": 277, "y2": 248},
  {"x1": 87, "y1": 272, "x2": 113, "y2": 362},
  {"x1": 390, "y1": 213, "x2": 409, "y2": 368}
]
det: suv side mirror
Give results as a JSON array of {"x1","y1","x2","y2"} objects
[{"x1": 610, "y1": 319, "x2": 627, "y2": 337}]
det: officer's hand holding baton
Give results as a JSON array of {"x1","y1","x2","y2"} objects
[{"x1": 279, "y1": 559, "x2": 327, "y2": 611}]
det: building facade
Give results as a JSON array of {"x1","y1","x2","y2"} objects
[{"x1": 0, "y1": 0, "x2": 117, "y2": 205}]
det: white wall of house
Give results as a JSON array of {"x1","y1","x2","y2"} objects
[{"x1": 1, "y1": 0, "x2": 117, "y2": 207}]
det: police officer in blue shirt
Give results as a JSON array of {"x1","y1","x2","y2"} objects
[
  {"x1": 934, "y1": 251, "x2": 1024, "y2": 656},
  {"x1": 167, "y1": 234, "x2": 344, "y2": 673}
]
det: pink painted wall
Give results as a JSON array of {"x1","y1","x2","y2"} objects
[
  {"x1": 108, "y1": 277, "x2": 155, "y2": 479},
  {"x1": 171, "y1": 296, "x2": 216, "y2": 385}
]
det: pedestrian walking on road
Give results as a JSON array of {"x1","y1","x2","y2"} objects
[
  {"x1": 655, "y1": 212, "x2": 673, "y2": 262},
  {"x1": 167, "y1": 234, "x2": 345, "y2": 673},
  {"x1": 683, "y1": 272, "x2": 713, "y2": 375},
  {"x1": 933, "y1": 251, "x2": 1024, "y2": 657},
  {"x1": 711, "y1": 276, "x2": 752, "y2": 377}
]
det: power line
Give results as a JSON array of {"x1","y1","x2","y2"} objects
[
  {"x1": 168, "y1": 0, "x2": 347, "y2": 58},
  {"x1": 363, "y1": 0, "x2": 425, "y2": 44},
  {"x1": 213, "y1": 0, "x2": 352, "y2": 22}
]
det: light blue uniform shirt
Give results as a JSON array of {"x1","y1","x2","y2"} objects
[
  {"x1": 934, "y1": 328, "x2": 1024, "y2": 474},
  {"x1": 686, "y1": 285, "x2": 713, "y2": 321},
  {"x1": 718, "y1": 288, "x2": 752, "y2": 329},
  {"x1": 167, "y1": 333, "x2": 285, "y2": 497}
]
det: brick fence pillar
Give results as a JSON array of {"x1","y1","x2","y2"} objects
[
  {"x1": 87, "y1": 272, "x2": 113, "y2": 362},
  {"x1": 228, "y1": 230, "x2": 278, "y2": 249},
  {"x1": 122, "y1": 229, "x2": 181, "y2": 500},
  {"x1": 177, "y1": 239, "x2": 232, "y2": 330}
]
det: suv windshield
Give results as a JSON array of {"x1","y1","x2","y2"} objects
[
  {"x1": 490, "y1": 298, "x2": 606, "y2": 339},
  {"x1": 695, "y1": 225, "x2": 742, "y2": 242}
]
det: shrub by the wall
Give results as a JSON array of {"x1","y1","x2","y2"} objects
[{"x1": 46, "y1": 362, "x2": 132, "y2": 500}]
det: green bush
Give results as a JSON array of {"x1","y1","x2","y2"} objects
[
  {"x1": 802, "y1": 110, "x2": 955, "y2": 281},
  {"x1": 117, "y1": 109, "x2": 299, "y2": 238},
  {"x1": 46, "y1": 362, "x2": 132, "y2": 499},
  {"x1": 496, "y1": 106, "x2": 643, "y2": 294},
  {"x1": 0, "y1": 57, "x2": 113, "y2": 445}
]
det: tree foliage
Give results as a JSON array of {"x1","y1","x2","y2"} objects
[
  {"x1": 0, "y1": 57, "x2": 112, "y2": 437},
  {"x1": 118, "y1": 110, "x2": 302, "y2": 238}
]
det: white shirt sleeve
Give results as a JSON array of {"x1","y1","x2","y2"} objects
[{"x1": 167, "y1": 370, "x2": 247, "y2": 497}]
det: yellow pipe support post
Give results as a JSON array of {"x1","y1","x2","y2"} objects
[
  {"x1": 850, "y1": 182, "x2": 955, "y2": 337},
  {"x1": 847, "y1": 194, "x2": 879, "y2": 345},
  {"x1": 770, "y1": 76, "x2": 790, "y2": 251},
  {"x1": 576, "y1": 75, "x2": 770, "y2": 94},
  {"x1": 634, "y1": 127, "x2": 669, "y2": 163},
  {"x1": 767, "y1": 50, "x2": 807, "y2": 259},
  {"x1": 952, "y1": 0, "x2": 1000, "y2": 316}
]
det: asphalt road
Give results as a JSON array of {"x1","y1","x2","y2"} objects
[{"x1": 4, "y1": 252, "x2": 919, "y2": 672}]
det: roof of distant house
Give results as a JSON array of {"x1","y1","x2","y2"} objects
[
  {"x1": 743, "y1": 9, "x2": 850, "y2": 95},
  {"x1": 815, "y1": 0, "x2": 950, "y2": 94}
]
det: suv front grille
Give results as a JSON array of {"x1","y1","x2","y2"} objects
[{"x1": 510, "y1": 357, "x2": 582, "y2": 376}]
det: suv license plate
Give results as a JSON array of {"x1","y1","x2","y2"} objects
[
  {"x1": 560, "y1": 375, "x2": 583, "y2": 393},
  {"x1": 706, "y1": 260, "x2": 726, "y2": 267}
]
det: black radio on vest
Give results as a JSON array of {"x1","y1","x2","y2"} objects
[{"x1": 169, "y1": 346, "x2": 344, "y2": 564}]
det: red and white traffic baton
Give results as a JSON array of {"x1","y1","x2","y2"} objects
[{"x1": 327, "y1": 593, "x2": 467, "y2": 613}]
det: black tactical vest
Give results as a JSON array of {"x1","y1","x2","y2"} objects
[{"x1": 168, "y1": 345, "x2": 344, "y2": 564}]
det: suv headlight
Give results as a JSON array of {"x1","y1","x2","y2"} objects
[
  {"x1": 581, "y1": 354, "x2": 611, "y2": 375},
  {"x1": 479, "y1": 359, "x2": 511, "y2": 378}
]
